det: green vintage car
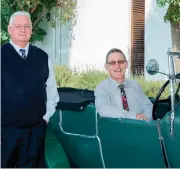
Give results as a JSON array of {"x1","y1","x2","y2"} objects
[{"x1": 45, "y1": 51, "x2": 180, "y2": 168}]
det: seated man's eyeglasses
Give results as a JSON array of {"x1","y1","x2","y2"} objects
[{"x1": 107, "y1": 60, "x2": 126, "y2": 66}]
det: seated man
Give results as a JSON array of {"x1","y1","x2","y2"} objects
[{"x1": 95, "y1": 48, "x2": 153, "y2": 121}]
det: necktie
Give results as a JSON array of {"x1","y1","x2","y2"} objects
[
  {"x1": 119, "y1": 84, "x2": 129, "y2": 111},
  {"x1": 19, "y1": 49, "x2": 26, "y2": 59}
]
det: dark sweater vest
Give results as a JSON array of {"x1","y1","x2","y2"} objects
[{"x1": 1, "y1": 43, "x2": 49, "y2": 127}]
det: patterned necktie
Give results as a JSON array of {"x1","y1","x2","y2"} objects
[
  {"x1": 119, "y1": 84, "x2": 129, "y2": 111},
  {"x1": 19, "y1": 49, "x2": 26, "y2": 59}
]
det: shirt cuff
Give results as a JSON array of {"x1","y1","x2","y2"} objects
[
  {"x1": 126, "y1": 111, "x2": 137, "y2": 119},
  {"x1": 43, "y1": 113, "x2": 51, "y2": 123}
]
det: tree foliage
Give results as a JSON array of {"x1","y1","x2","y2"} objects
[
  {"x1": 157, "y1": 0, "x2": 180, "y2": 24},
  {"x1": 1, "y1": 0, "x2": 76, "y2": 44}
]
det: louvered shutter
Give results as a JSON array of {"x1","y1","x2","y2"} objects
[{"x1": 131, "y1": 0, "x2": 145, "y2": 75}]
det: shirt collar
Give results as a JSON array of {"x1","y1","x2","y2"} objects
[
  {"x1": 109, "y1": 77, "x2": 128, "y2": 88},
  {"x1": 9, "y1": 40, "x2": 29, "y2": 56}
]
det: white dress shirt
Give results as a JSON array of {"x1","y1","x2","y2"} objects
[
  {"x1": 95, "y1": 78, "x2": 153, "y2": 120},
  {"x1": 9, "y1": 40, "x2": 59, "y2": 122}
]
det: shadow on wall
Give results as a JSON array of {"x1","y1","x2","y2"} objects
[
  {"x1": 54, "y1": 6, "x2": 77, "y2": 66},
  {"x1": 144, "y1": 0, "x2": 172, "y2": 79},
  {"x1": 54, "y1": 20, "x2": 75, "y2": 66},
  {"x1": 35, "y1": 8, "x2": 76, "y2": 67}
]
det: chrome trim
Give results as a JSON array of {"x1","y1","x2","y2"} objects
[
  {"x1": 96, "y1": 132, "x2": 106, "y2": 168},
  {"x1": 156, "y1": 119, "x2": 170, "y2": 168},
  {"x1": 59, "y1": 109, "x2": 97, "y2": 138},
  {"x1": 167, "y1": 50, "x2": 180, "y2": 135},
  {"x1": 59, "y1": 109, "x2": 106, "y2": 168}
]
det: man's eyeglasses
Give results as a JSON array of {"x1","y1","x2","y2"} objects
[{"x1": 107, "y1": 60, "x2": 126, "y2": 66}]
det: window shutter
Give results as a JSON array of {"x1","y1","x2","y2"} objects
[{"x1": 131, "y1": 0, "x2": 145, "y2": 75}]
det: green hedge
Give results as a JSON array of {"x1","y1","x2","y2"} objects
[{"x1": 54, "y1": 65, "x2": 170, "y2": 99}]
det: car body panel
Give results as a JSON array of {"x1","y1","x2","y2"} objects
[
  {"x1": 98, "y1": 117, "x2": 165, "y2": 168},
  {"x1": 160, "y1": 105, "x2": 180, "y2": 168},
  {"x1": 45, "y1": 128, "x2": 70, "y2": 168}
]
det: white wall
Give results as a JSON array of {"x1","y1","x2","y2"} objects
[
  {"x1": 69, "y1": 0, "x2": 131, "y2": 71},
  {"x1": 145, "y1": 0, "x2": 172, "y2": 80}
]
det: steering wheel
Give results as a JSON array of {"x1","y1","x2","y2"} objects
[{"x1": 152, "y1": 73, "x2": 180, "y2": 120}]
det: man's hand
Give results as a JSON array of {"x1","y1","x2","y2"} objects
[{"x1": 136, "y1": 113, "x2": 148, "y2": 121}]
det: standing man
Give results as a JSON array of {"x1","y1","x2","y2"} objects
[
  {"x1": 95, "y1": 48, "x2": 153, "y2": 120},
  {"x1": 1, "y1": 11, "x2": 59, "y2": 167}
]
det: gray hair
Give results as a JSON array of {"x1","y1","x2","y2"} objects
[
  {"x1": 106, "y1": 48, "x2": 127, "y2": 63},
  {"x1": 9, "y1": 11, "x2": 32, "y2": 25}
]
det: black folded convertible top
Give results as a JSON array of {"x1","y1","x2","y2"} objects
[{"x1": 56, "y1": 87, "x2": 95, "y2": 112}]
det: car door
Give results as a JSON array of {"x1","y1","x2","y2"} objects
[{"x1": 98, "y1": 117, "x2": 165, "y2": 168}]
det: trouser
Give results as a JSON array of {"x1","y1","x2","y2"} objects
[{"x1": 1, "y1": 119, "x2": 47, "y2": 168}]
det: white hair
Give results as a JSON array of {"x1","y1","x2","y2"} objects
[{"x1": 9, "y1": 11, "x2": 32, "y2": 25}]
